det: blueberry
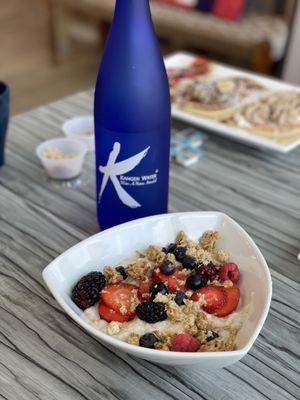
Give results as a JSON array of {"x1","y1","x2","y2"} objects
[
  {"x1": 186, "y1": 274, "x2": 207, "y2": 291},
  {"x1": 166, "y1": 243, "x2": 177, "y2": 254},
  {"x1": 206, "y1": 331, "x2": 219, "y2": 342},
  {"x1": 174, "y1": 290, "x2": 187, "y2": 306},
  {"x1": 150, "y1": 282, "x2": 169, "y2": 299},
  {"x1": 115, "y1": 266, "x2": 127, "y2": 279},
  {"x1": 159, "y1": 260, "x2": 176, "y2": 276},
  {"x1": 173, "y1": 246, "x2": 187, "y2": 262},
  {"x1": 139, "y1": 333, "x2": 158, "y2": 349},
  {"x1": 182, "y1": 255, "x2": 198, "y2": 270}
]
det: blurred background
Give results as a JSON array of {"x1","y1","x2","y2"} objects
[{"x1": 1, "y1": 0, "x2": 299, "y2": 115}]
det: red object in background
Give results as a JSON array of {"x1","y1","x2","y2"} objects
[
  {"x1": 213, "y1": 0, "x2": 245, "y2": 20},
  {"x1": 155, "y1": 0, "x2": 197, "y2": 9}
]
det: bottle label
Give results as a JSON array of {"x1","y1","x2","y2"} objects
[{"x1": 95, "y1": 126, "x2": 170, "y2": 213}]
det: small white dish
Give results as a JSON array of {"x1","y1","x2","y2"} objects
[
  {"x1": 62, "y1": 116, "x2": 94, "y2": 151},
  {"x1": 36, "y1": 138, "x2": 87, "y2": 180},
  {"x1": 43, "y1": 212, "x2": 272, "y2": 367}
]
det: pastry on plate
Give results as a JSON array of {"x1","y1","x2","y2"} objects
[
  {"x1": 177, "y1": 76, "x2": 266, "y2": 121},
  {"x1": 233, "y1": 91, "x2": 300, "y2": 142},
  {"x1": 168, "y1": 56, "x2": 214, "y2": 101}
]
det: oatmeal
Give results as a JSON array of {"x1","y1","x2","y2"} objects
[{"x1": 72, "y1": 231, "x2": 246, "y2": 352}]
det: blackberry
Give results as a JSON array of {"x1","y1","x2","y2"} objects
[
  {"x1": 174, "y1": 290, "x2": 187, "y2": 306},
  {"x1": 206, "y1": 331, "x2": 219, "y2": 342},
  {"x1": 186, "y1": 274, "x2": 207, "y2": 291},
  {"x1": 115, "y1": 266, "x2": 127, "y2": 280},
  {"x1": 159, "y1": 259, "x2": 176, "y2": 276},
  {"x1": 72, "y1": 271, "x2": 106, "y2": 310},
  {"x1": 135, "y1": 302, "x2": 167, "y2": 323},
  {"x1": 198, "y1": 263, "x2": 218, "y2": 282},
  {"x1": 182, "y1": 255, "x2": 198, "y2": 270},
  {"x1": 139, "y1": 333, "x2": 158, "y2": 349},
  {"x1": 173, "y1": 246, "x2": 187, "y2": 262},
  {"x1": 150, "y1": 282, "x2": 169, "y2": 299}
]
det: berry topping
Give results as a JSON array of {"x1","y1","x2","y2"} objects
[
  {"x1": 174, "y1": 290, "x2": 187, "y2": 306},
  {"x1": 166, "y1": 243, "x2": 177, "y2": 254},
  {"x1": 139, "y1": 333, "x2": 158, "y2": 349},
  {"x1": 191, "y1": 285, "x2": 227, "y2": 314},
  {"x1": 135, "y1": 302, "x2": 167, "y2": 323},
  {"x1": 171, "y1": 333, "x2": 201, "y2": 352},
  {"x1": 186, "y1": 274, "x2": 207, "y2": 291},
  {"x1": 159, "y1": 259, "x2": 176, "y2": 275},
  {"x1": 72, "y1": 271, "x2": 106, "y2": 310},
  {"x1": 101, "y1": 284, "x2": 137, "y2": 317},
  {"x1": 206, "y1": 330, "x2": 219, "y2": 342},
  {"x1": 173, "y1": 246, "x2": 187, "y2": 262},
  {"x1": 213, "y1": 286, "x2": 240, "y2": 317},
  {"x1": 197, "y1": 262, "x2": 218, "y2": 282},
  {"x1": 138, "y1": 279, "x2": 153, "y2": 301},
  {"x1": 219, "y1": 263, "x2": 240, "y2": 284},
  {"x1": 115, "y1": 266, "x2": 127, "y2": 280},
  {"x1": 98, "y1": 302, "x2": 134, "y2": 323},
  {"x1": 152, "y1": 267, "x2": 187, "y2": 293},
  {"x1": 150, "y1": 282, "x2": 169, "y2": 299},
  {"x1": 182, "y1": 255, "x2": 198, "y2": 270}
]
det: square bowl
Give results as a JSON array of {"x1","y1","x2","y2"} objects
[{"x1": 43, "y1": 212, "x2": 272, "y2": 367}]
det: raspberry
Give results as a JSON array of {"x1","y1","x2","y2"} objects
[
  {"x1": 171, "y1": 333, "x2": 201, "y2": 352},
  {"x1": 72, "y1": 271, "x2": 106, "y2": 310},
  {"x1": 135, "y1": 302, "x2": 167, "y2": 323},
  {"x1": 219, "y1": 263, "x2": 240, "y2": 283},
  {"x1": 198, "y1": 263, "x2": 218, "y2": 282}
]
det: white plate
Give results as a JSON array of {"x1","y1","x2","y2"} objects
[
  {"x1": 165, "y1": 52, "x2": 300, "y2": 153},
  {"x1": 43, "y1": 211, "x2": 272, "y2": 367}
]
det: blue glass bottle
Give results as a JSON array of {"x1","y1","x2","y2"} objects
[{"x1": 94, "y1": 0, "x2": 171, "y2": 230}]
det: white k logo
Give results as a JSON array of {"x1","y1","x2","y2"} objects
[{"x1": 99, "y1": 142, "x2": 150, "y2": 208}]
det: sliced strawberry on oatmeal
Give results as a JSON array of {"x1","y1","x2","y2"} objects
[
  {"x1": 213, "y1": 285, "x2": 240, "y2": 317},
  {"x1": 101, "y1": 283, "x2": 138, "y2": 317},
  {"x1": 98, "y1": 302, "x2": 134, "y2": 323},
  {"x1": 191, "y1": 285, "x2": 227, "y2": 314},
  {"x1": 152, "y1": 267, "x2": 187, "y2": 293}
]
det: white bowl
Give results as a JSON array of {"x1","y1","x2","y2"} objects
[
  {"x1": 62, "y1": 116, "x2": 94, "y2": 151},
  {"x1": 43, "y1": 212, "x2": 272, "y2": 367},
  {"x1": 36, "y1": 138, "x2": 88, "y2": 180}
]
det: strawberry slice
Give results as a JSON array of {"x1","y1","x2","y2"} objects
[
  {"x1": 98, "y1": 302, "x2": 134, "y2": 323},
  {"x1": 101, "y1": 284, "x2": 137, "y2": 317},
  {"x1": 152, "y1": 267, "x2": 187, "y2": 293},
  {"x1": 191, "y1": 285, "x2": 227, "y2": 314},
  {"x1": 213, "y1": 286, "x2": 240, "y2": 317},
  {"x1": 138, "y1": 279, "x2": 153, "y2": 301}
]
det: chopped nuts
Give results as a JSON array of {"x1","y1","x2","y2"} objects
[
  {"x1": 106, "y1": 321, "x2": 121, "y2": 335},
  {"x1": 41, "y1": 148, "x2": 76, "y2": 160},
  {"x1": 125, "y1": 259, "x2": 153, "y2": 281},
  {"x1": 176, "y1": 230, "x2": 188, "y2": 246},
  {"x1": 200, "y1": 231, "x2": 220, "y2": 252},
  {"x1": 214, "y1": 249, "x2": 229, "y2": 264},
  {"x1": 103, "y1": 266, "x2": 123, "y2": 284},
  {"x1": 146, "y1": 245, "x2": 166, "y2": 263},
  {"x1": 127, "y1": 333, "x2": 140, "y2": 346},
  {"x1": 195, "y1": 312, "x2": 209, "y2": 330}
]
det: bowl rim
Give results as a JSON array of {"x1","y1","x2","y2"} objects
[
  {"x1": 62, "y1": 116, "x2": 94, "y2": 136},
  {"x1": 43, "y1": 211, "x2": 272, "y2": 359}
]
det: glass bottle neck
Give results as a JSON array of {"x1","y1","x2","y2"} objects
[{"x1": 114, "y1": 0, "x2": 151, "y2": 20}]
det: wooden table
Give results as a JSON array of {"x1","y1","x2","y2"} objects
[{"x1": 0, "y1": 91, "x2": 299, "y2": 400}]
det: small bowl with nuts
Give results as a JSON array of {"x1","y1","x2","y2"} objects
[{"x1": 36, "y1": 138, "x2": 88, "y2": 180}]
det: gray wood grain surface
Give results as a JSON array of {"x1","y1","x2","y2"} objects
[{"x1": 0, "y1": 91, "x2": 299, "y2": 400}]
